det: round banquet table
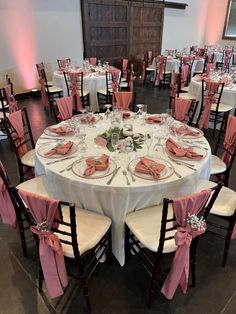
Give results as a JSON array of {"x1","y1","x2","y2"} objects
[
  {"x1": 53, "y1": 71, "x2": 107, "y2": 112},
  {"x1": 35, "y1": 115, "x2": 211, "y2": 266},
  {"x1": 189, "y1": 77, "x2": 236, "y2": 108}
]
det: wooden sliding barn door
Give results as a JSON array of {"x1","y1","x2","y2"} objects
[{"x1": 81, "y1": 0, "x2": 164, "y2": 63}]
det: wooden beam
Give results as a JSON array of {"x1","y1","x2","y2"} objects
[{"x1": 164, "y1": 1, "x2": 188, "y2": 9}]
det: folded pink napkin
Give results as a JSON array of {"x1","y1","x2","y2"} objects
[
  {"x1": 80, "y1": 115, "x2": 96, "y2": 124},
  {"x1": 94, "y1": 136, "x2": 107, "y2": 147},
  {"x1": 166, "y1": 138, "x2": 204, "y2": 159},
  {"x1": 170, "y1": 125, "x2": 200, "y2": 137},
  {"x1": 145, "y1": 116, "x2": 163, "y2": 124},
  {"x1": 135, "y1": 157, "x2": 165, "y2": 179},
  {"x1": 44, "y1": 141, "x2": 74, "y2": 156},
  {"x1": 83, "y1": 154, "x2": 109, "y2": 176},
  {"x1": 47, "y1": 125, "x2": 73, "y2": 135}
]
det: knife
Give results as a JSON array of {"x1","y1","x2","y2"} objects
[
  {"x1": 46, "y1": 155, "x2": 76, "y2": 165},
  {"x1": 106, "y1": 167, "x2": 121, "y2": 185}
]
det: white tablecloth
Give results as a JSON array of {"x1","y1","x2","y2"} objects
[
  {"x1": 35, "y1": 116, "x2": 211, "y2": 266},
  {"x1": 53, "y1": 71, "x2": 107, "y2": 112}
]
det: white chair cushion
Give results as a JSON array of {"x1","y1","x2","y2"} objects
[
  {"x1": 97, "y1": 88, "x2": 113, "y2": 96},
  {"x1": 21, "y1": 149, "x2": 35, "y2": 167},
  {"x1": 211, "y1": 155, "x2": 227, "y2": 175},
  {"x1": 146, "y1": 67, "x2": 155, "y2": 71},
  {"x1": 82, "y1": 90, "x2": 89, "y2": 97},
  {"x1": 119, "y1": 82, "x2": 128, "y2": 88},
  {"x1": 59, "y1": 206, "x2": 111, "y2": 257},
  {"x1": 178, "y1": 92, "x2": 196, "y2": 100},
  {"x1": 48, "y1": 86, "x2": 63, "y2": 93},
  {"x1": 181, "y1": 86, "x2": 189, "y2": 92},
  {"x1": 16, "y1": 175, "x2": 51, "y2": 197},
  {"x1": 211, "y1": 103, "x2": 233, "y2": 113},
  {"x1": 120, "y1": 77, "x2": 127, "y2": 82},
  {"x1": 196, "y1": 179, "x2": 236, "y2": 217},
  {"x1": 45, "y1": 80, "x2": 53, "y2": 86},
  {"x1": 125, "y1": 204, "x2": 177, "y2": 254}
]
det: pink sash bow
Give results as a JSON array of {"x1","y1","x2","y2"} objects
[
  {"x1": 68, "y1": 72, "x2": 82, "y2": 111},
  {"x1": 122, "y1": 59, "x2": 128, "y2": 80},
  {"x1": 19, "y1": 190, "x2": 68, "y2": 299},
  {"x1": 154, "y1": 56, "x2": 165, "y2": 86},
  {"x1": 0, "y1": 161, "x2": 17, "y2": 228},
  {"x1": 161, "y1": 189, "x2": 211, "y2": 299},
  {"x1": 56, "y1": 96, "x2": 73, "y2": 120}
]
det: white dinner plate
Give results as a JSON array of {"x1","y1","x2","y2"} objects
[
  {"x1": 44, "y1": 124, "x2": 75, "y2": 137},
  {"x1": 165, "y1": 145, "x2": 207, "y2": 161},
  {"x1": 71, "y1": 156, "x2": 117, "y2": 179},
  {"x1": 37, "y1": 141, "x2": 77, "y2": 158},
  {"x1": 128, "y1": 157, "x2": 174, "y2": 181},
  {"x1": 170, "y1": 125, "x2": 204, "y2": 139}
]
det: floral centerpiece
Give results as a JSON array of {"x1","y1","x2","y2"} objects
[{"x1": 94, "y1": 127, "x2": 144, "y2": 152}]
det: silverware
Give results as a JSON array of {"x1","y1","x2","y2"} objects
[
  {"x1": 122, "y1": 170, "x2": 131, "y2": 185},
  {"x1": 39, "y1": 137, "x2": 63, "y2": 140},
  {"x1": 46, "y1": 155, "x2": 76, "y2": 165},
  {"x1": 106, "y1": 167, "x2": 121, "y2": 185},
  {"x1": 59, "y1": 159, "x2": 79, "y2": 173},
  {"x1": 171, "y1": 159, "x2": 196, "y2": 171},
  {"x1": 166, "y1": 161, "x2": 182, "y2": 178},
  {"x1": 127, "y1": 167, "x2": 136, "y2": 182},
  {"x1": 168, "y1": 157, "x2": 195, "y2": 167}
]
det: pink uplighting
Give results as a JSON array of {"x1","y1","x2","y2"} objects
[{"x1": 3, "y1": 0, "x2": 37, "y2": 89}]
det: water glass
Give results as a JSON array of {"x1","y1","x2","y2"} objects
[{"x1": 145, "y1": 131, "x2": 153, "y2": 156}]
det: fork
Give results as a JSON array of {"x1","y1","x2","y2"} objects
[{"x1": 122, "y1": 170, "x2": 131, "y2": 185}]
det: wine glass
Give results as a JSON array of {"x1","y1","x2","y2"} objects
[
  {"x1": 104, "y1": 104, "x2": 112, "y2": 119},
  {"x1": 145, "y1": 131, "x2": 153, "y2": 157},
  {"x1": 142, "y1": 104, "x2": 148, "y2": 123},
  {"x1": 77, "y1": 126, "x2": 87, "y2": 153},
  {"x1": 86, "y1": 106, "x2": 94, "y2": 127},
  {"x1": 111, "y1": 133, "x2": 120, "y2": 159},
  {"x1": 135, "y1": 104, "x2": 144, "y2": 118}
]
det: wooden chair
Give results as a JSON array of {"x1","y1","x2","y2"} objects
[
  {"x1": 97, "y1": 71, "x2": 113, "y2": 110},
  {"x1": 57, "y1": 58, "x2": 71, "y2": 69},
  {"x1": 196, "y1": 179, "x2": 236, "y2": 267},
  {"x1": 125, "y1": 185, "x2": 221, "y2": 307},
  {"x1": 0, "y1": 88, "x2": 9, "y2": 119},
  {"x1": 172, "y1": 97, "x2": 199, "y2": 126},
  {"x1": 15, "y1": 189, "x2": 112, "y2": 313},
  {"x1": 142, "y1": 51, "x2": 155, "y2": 84},
  {"x1": 64, "y1": 71, "x2": 89, "y2": 109},
  {"x1": 153, "y1": 56, "x2": 172, "y2": 86},
  {"x1": 210, "y1": 115, "x2": 236, "y2": 187},
  {"x1": 35, "y1": 62, "x2": 53, "y2": 87},
  {"x1": 2, "y1": 108, "x2": 35, "y2": 182},
  {"x1": 180, "y1": 56, "x2": 195, "y2": 92}
]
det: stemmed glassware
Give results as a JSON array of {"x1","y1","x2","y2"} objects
[
  {"x1": 135, "y1": 104, "x2": 144, "y2": 118},
  {"x1": 145, "y1": 131, "x2": 153, "y2": 157},
  {"x1": 77, "y1": 126, "x2": 87, "y2": 153},
  {"x1": 104, "y1": 104, "x2": 112, "y2": 119},
  {"x1": 86, "y1": 106, "x2": 94, "y2": 127},
  {"x1": 111, "y1": 133, "x2": 120, "y2": 160}
]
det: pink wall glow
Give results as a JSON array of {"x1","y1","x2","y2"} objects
[
  {"x1": 3, "y1": 0, "x2": 37, "y2": 89},
  {"x1": 204, "y1": 0, "x2": 228, "y2": 45}
]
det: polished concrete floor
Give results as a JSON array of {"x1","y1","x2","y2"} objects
[{"x1": 0, "y1": 80, "x2": 235, "y2": 314}]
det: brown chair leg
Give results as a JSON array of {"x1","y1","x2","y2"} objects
[{"x1": 222, "y1": 216, "x2": 235, "y2": 267}]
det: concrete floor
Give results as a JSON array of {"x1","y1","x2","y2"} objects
[{"x1": 0, "y1": 80, "x2": 235, "y2": 313}]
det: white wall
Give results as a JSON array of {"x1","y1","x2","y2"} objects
[
  {"x1": 162, "y1": 0, "x2": 209, "y2": 52},
  {"x1": 0, "y1": 0, "x2": 84, "y2": 93}
]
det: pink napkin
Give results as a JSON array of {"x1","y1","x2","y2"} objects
[
  {"x1": 44, "y1": 141, "x2": 74, "y2": 156},
  {"x1": 47, "y1": 125, "x2": 73, "y2": 135},
  {"x1": 135, "y1": 157, "x2": 165, "y2": 179},
  {"x1": 170, "y1": 125, "x2": 200, "y2": 137},
  {"x1": 94, "y1": 136, "x2": 107, "y2": 147},
  {"x1": 83, "y1": 154, "x2": 109, "y2": 176},
  {"x1": 166, "y1": 138, "x2": 204, "y2": 159},
  {"x1": 145, "y1": 116, "x2": 163, "y2": 124}
]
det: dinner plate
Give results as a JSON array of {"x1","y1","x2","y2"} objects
[
  {"x1": 145, "y1": 115, "x2": 163, "y2": 124},
  {"x1": 37, "y1": 141, "x2": 77, "y2": 158},
  {"x1": 44, "y1": 124, "x2": 75, "y2": 137},
  {"x1": 78, "y1": 113, "x2": 102, "y2": 124},
  {"x1": 71, "y1": 156, "x2": 117, "y2": 179},
  {"x1": 170, "y1": 125, "x2": 204, "y2": 139},
  {"x1": 165, "y1": 145, "x2": 207, "y2": 161},
  {"x1": 128, "y1": 157, "x2": 174, "y2": 181}
]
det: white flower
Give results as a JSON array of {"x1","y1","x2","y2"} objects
[{"x1": 186, "y1": 213, "x2": 205, "y2": 231}]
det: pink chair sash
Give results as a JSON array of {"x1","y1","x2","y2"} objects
[
  {"x1": 114, "y1": 92, "x2": 132, "y2": 110},
  {"x1": 199, "y1": 81, "x2": 220, "y2": 129},
  {"x1": 161, "y1": 189, "x2": 211, "y2": 300},
  {"x1": 89, "y1": 57, "x2": 97, "y2": 67},
  {"x1": 39, "y1": 76, "x2": 50, "y2": 109},
  {"x1": 59, "y1": 59, "x2": 70, "y2": 70},
  {"x1": 0, "y1": 161, "x2": 17, "y2": 229},
  {"x1": 8, "y1": 110, "x2": 28, "y2": 158},
  {"x1": 206, "y1": 63, "x2": 216, "y2": 76},
  {"x1": 154, "y1": 56, "x2": 165, "y2": 86},
  {"x1": 56, "y1": 96, "x2": 73, "y2": 120},
  {"x1": 181, "y1": 64, "x2": 189, "y2": 87},
  {"x1": 222, "y1": 115, "x2": 236, "y2": 166},
  {"x1": 147, "y1": 51, "x2": 153, "y2": 66},
  {"x1": 182, "y1": 56, "x2": 192, "y2": 65},
  {"x1": 167, "y1": 50, "x2": 174, "y2": 57},
  {"x1": 174, "y1": 98, "x2": 192, "y2": 123},
  {"x1": 68, "y1": 72, "x2": 82, "y2": 111},
  {"x1": 122, "y1": 59, "x2": 129, "y2": 80},
  {"x1": 111, "y1": 70, "x2": 120, "y2": 93},
  {"x1": 5, "y1": 84, "x2": 19, "y2": 113},
  {"x1": 18, "y1": 189, "x2": 68, "y2": 298}
]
